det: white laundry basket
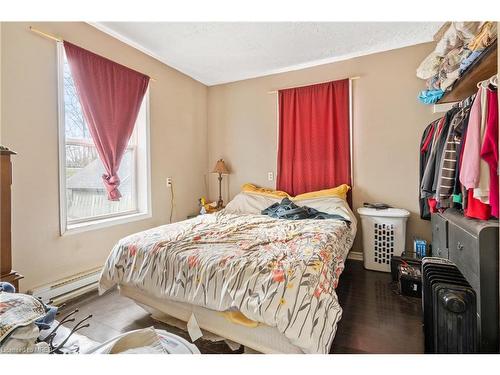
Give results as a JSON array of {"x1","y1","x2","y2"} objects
[{"x1": 357, "y1": 207, "x2": 410, "y2": 272}]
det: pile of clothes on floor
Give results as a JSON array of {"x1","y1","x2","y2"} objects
[
  {"x1": 0, "y1": 282, "x2": 200, "y2": 354},
  {"x1": 417, "y1": 21, "x2": 497, "y2": 104},
  {"x1": 419, "y1": 74, "x2": 498, "y2": 220},
  {"x1": 0, "y1": 282, "x2": 59, "y2": 353}
]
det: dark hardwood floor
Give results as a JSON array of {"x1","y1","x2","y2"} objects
[
  {"x1": 58, "y1": 259, "x2": 424, "y2": 354},
  {"x1": 331, "y1": 260, "x2": 423, "y2": 353}
]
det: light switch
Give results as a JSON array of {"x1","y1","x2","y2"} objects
[{"x1": 267, "y1": 172, "x2": 274, "y2": 181}]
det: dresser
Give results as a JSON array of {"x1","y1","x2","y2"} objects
[
  {"x1": 0, "y1": 148, "x2": 23, "y2": 290},
  {"x1": 431, "y1": 208, "x2": 499, "y2": 352}
]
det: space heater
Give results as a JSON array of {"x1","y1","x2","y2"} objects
[{"x1": 422, "y1": 258, "x2": 478, "y2": 353}]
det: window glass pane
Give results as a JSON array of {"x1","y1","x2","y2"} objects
[{"x1": 63, "y1": 55, "x2": 137, "y2": 223}]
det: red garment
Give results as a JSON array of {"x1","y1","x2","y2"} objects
[
  {"x1": 277, "y1": 80, "x2": 350, "y2": 196},
  {"x1": 428, "y1": 197, "x2": 438, "y2": 213},
  {"x1": 465, "y1": 189, "x2": 491, "y2": 220},
  {"x1": 421, "y1": 122, "x2": 435, "y2": 153},
  {"x1": 64, "y1": 42, "x2": 150, "y2": 200},
  {"x1": 480, "y1": 89, "x2": 499, "y2": 217}
]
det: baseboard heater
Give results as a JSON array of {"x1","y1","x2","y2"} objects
[
  {"x1": 422, "y1": 258, "x2": 478, "y2": 353},
  {"x1": 29, "y1": 267, "x2": 101, "y2": 305}
]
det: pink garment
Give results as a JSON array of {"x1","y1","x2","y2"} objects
[
  {"x1": 480, "y1": 89, "x2": 499, "y2": 218},
  {"x1": 460, "y1": 88, "x2": 483, "y2": 188},
  {"x1": 64, "y1": 42, "x2": 150, "y2": 200}
]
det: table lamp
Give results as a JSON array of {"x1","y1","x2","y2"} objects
[{"x1": 211, "y1": 159, "x2": 230, "y2": 208}]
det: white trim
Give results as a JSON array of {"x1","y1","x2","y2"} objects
[
  {"x1": 348, "y1": 251, "x2": 364, "y2": 261},
  {"x1": 64, "y1": 211, "x2": 152, "y2": 236},
  {"x1": 57, "y1": 42, "x2": 67, "y2": 236},
  {"x1": 433, "y1": 102, "x2": 458, "y2": 113},
  {"x1": 349, "y1": 78, "x2": 354, "y2": 192},
  {"x1": 57, "y1": 45, "x2": 152, "y2": 235},
  {"x1": 139, "y1": 90, "x2": 153, "y2": 218},
  {"x1": 275, "y1": 91, "x2": 279, "y2": 189}
]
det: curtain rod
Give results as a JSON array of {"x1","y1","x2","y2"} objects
[
  {"x1": 29, "y1": 26, "x2": 157, "y2": 82},
  {"x1": 267, "y1": 76, "x2": 360, "y2": 94}
]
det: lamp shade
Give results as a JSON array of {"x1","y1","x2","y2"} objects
[{"x1": 212, "y1": 159, "x2": 230, "y2": 174}]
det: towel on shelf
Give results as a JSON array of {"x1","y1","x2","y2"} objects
[
  {"x1": 469, "y1": 22, "x2": 497, "y2": 51},
  {"x1": 459, "y1": 49, "x2": 484, "y2": 73},
  {"x1": 418, "y1": 89, "x2": 444, "y2": 104}
]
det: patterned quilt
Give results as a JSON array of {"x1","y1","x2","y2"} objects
[{"x1": 99, "y1": 211, "x2": 355, "y2": 353}]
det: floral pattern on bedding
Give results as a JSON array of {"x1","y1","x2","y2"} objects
[{"x1": 99, "y1": 211, "x2": 354, "y2": 353}]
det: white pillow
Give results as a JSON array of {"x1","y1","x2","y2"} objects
[
  {"x1": 224, "y1": 192, "x2": 281, "y2": 214},
  {"x1": 295, "y1": 197, "x2": 357, "y2": 230}
]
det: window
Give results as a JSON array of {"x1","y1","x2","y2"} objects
[{"x1": 58, "y1": 44, "x2": 151, "y2": 234}]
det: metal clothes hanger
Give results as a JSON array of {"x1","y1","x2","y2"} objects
[
  {"x1": 489, "y1": 74, "x2": 498, "y2": 88},
  {"x1": 477, "y1": 74, "x2": 497, "y2": 89}
]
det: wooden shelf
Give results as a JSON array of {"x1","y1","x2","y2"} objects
[{"x1": 438, "y1": 41, "x2": 498, "y2": 104}]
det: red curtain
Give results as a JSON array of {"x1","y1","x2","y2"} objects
[
  {"x1": 277, "y1": 79, "x2": 351, "y2": 196},
  {"x1": 64, "y1": 42, "x2": 150, "y2": 201}
]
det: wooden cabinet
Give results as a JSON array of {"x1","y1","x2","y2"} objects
[
  {"x1": 0, "y1": 148, "x2": 23, "y2": 290},
  {"x1": 431, "y1": 208, "x2": 499, "y2": 352}
]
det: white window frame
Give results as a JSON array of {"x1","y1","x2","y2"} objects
[{"x1": 57, "y1": 42, "x2": 151, "y2": 236}]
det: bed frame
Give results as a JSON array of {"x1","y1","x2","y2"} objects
[{"x1": 119, "y1": 285, "x2": 303, "y2": 354}]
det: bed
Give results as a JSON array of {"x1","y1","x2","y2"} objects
[{"x1": 99, "y1": 187, "x2": 356, "y2": 354}]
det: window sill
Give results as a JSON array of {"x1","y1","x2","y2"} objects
[{"x1": 62, "y1": 211, "x2": 152, "y2": 236}]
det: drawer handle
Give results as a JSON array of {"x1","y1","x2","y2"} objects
[{"x1": 457, "y1": 242, "x2": 464, "y2": 251}]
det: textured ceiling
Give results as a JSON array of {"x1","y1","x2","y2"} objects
[{"x1": 92, "y1": 22, "x2": 442, "y2": 86}]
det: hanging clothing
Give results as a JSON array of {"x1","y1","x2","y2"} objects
[
  {"x1": 417, "y1": 68, "x2": 498, "y2": 221},
  {"x1": 431, "y1": 108, "x2": 462, "y2": 199},
  {"x1": 419, "y1": 121, "x2": 437, "y2": 219},
  {"x1": 436, "y1": 101, "x2": 472, "y2": 208},
  {"x1": 480, "y1": 88, "x2": 499, "y2": 218},
  {"x1": 421, "y1": 112, "x2": 455, "y2": 199},
  {"x1": 453, "y1": 106, "x2": 471, "y2": 201},
  {"x1": 460, "y1": 88, "x2": 483, "y2": 188},
  {"x1": 474, "y1": 87, "x2": 491, "y2": 202},
  {"x1": 465, "y1": 188, "x2": 491, "y2": 220}
]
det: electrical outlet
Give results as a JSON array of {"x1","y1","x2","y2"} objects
[
  {"x1": 166, "y1": 177, "x2": 172, "y2": 187},
  {"x1": 267, "y1": 172, "x2": 274, "y2": 181}
]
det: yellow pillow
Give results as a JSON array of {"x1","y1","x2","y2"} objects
[
  {"x1": 241, "y1": 183, "x2": 290, "y2": 198},
  {"x1": 241, "y1": 183, "x2": 350, "y2": 201},
  {"x1": 293, "y1": 184, "x2": 350, "y2": 201}
]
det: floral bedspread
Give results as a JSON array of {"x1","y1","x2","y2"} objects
[{"x1": 99, "y1": 211, "x2": 355, "y2": 353}]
